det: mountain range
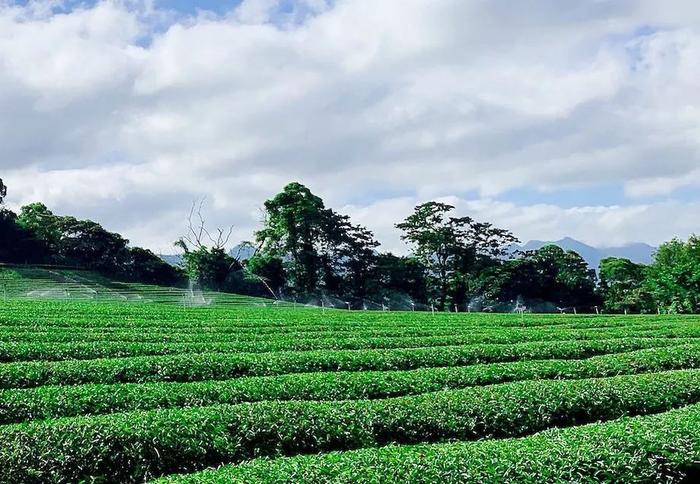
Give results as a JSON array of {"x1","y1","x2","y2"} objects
[{"x1": 510, "y1": 237, "x2": 655, "y2": 269}]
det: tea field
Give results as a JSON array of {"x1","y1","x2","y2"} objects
[{"x1": 1, "y1": 298, "x2": 700, "y2": 482}]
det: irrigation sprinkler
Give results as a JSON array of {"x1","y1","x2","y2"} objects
[
  {"x1": 411, "y1": 302, "x2": 415, "y2": 312},
  {"x1": 594, "y1": 306, "x2": 600, "y2": 315}
]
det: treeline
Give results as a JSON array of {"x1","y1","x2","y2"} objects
[
  {"x1": 2, "y1": 178, "x2": 700, "y2": 313},
  {"x1": 0, "y1": 179, "x2": 181, "y2": 286},
  {"x1": 177, "y1": 182, "x2": 700, "y2": 314}
]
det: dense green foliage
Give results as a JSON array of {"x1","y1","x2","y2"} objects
[
  {"x1": 482, "y1": 245, "x2": 599, "y2": 311},
  {"x1": 396, "y1": 201, "x2": 518, "y2": 309},
  {"x1": 645, "y1": 236, "x2": 700, "y2": 313},
  {"x1": 599, "y1": 256, "x2": 652, "y2": 313},
  {"x1": 157, "y1": 403, "x2": 700, "y2": 483},
  {"x1": 0, "y1": 194, "x2": 181, "y2": 286},
  {"x1": 3, "y1": 369, "x2": 700, "y2": 482},
  {"x1": 1, "y1": 344, "x2": 699, "y2": 424}
]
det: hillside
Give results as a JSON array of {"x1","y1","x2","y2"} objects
[{"x1": 0, "y1": 265, "x2": 285, "y2": 307}]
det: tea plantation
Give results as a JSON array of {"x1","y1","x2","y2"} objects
[{"x1": 1, "y1": 298, "x2": 699, "y2": 483}]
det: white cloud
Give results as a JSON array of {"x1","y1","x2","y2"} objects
[
  {"x1": 1, "y1": 0, "x2": 700, "y2": 251},
  {"x1": 344, "y1": 197, "x2": 700, "y2": 253}
]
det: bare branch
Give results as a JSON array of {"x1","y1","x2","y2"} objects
[{"x1": 182, "y1": 197, "x2": 234, "y2": 251}]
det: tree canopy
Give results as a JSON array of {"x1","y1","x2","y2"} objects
[
  {"x1": 645, "y1": 237, "x2": 700, "y2": 313},
  {"x1": 396, "y1": 201, "x2": 518, "y2": 309},
  {"x1": 253, "y1": 182, "x2": 380, "y2": 300},
  {"x1": 598, "y1": 257, "x2": 651, "y2": 313},
  {"x1": 0, "y1": 183, "x2": 180, "y2": 286}
]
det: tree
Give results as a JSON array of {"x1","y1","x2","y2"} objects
[
  {"x1": 0, "y1": 209, "x2": 46, "y2": 264},
  {"x1": 646, "y1": 237, "x2": 700, "y2": 313},
  {"x1": 0, "y1": 178, "x2": 6, "y2": 206},
  {"x1": 373, "y1": 253, "x2": 428, "y2": 304},
  {"x1": 124, "y1": 247, "x2": 182, "y2": 286},
  {"x1": 174, "y1": 199, "x2": 239, "y2": 290},
  {"x1": 598, "y1": 257, "x2": 652, "y2": 313},
  {"x1": 255, "y1": 183, "x2": 329, "y2": 293},
  {"x1": 485, "y1": 245, "x2": 599, "y2": 310},
  {"x1": 255, "y1": 182, "x2": 380, "y2": 298},
  {"x1": 16, "y1": 203, "x2": 62, "y2": 253},
  {"x1": 319, "y1": 213, "x2": 380, "y2": 299},
  {"x1": 246, "y1": 252, "x2": 286, "y2": 298},
  {"x1": 396, "y1": 202, "x2": 518, "y2": 310},
  {"x1": 54, "y1": 217, "x2": 131, "y2": 274}
]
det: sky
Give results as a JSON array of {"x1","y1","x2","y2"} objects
[{"x1": 1, "y1": 0, "x2": 700, "y2": 254}]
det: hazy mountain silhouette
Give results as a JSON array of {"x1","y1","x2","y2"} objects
[{"x1": 511, "y1": 237, "x2": 655, "y2": 268}]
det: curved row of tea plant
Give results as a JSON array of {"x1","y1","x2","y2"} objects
[
  {"x1": 2, "y1": 344, "x2": 700, "y2": 423},
  {"x1": 2, "y1": 369, "x2": 700, "y2": 483},
  {"x1": 157, "y1": 400, "x2": 700, "y2": 483},
  {"x1": 0, "y1": 337, "x2": 689, "y2": 389},
  {"x1": 3, "y1": 327, "x2": 700, "y2": 362},
  {"x1": 0, "y1": 321, "x2": 696, "y2": 347}
]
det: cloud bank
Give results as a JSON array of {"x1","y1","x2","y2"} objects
[{"x1": 2, "y1": 0, "x2": 700, "y2": 252}]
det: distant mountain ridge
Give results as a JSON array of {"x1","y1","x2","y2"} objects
[{"x1": 511, "y1": 237, "x2": 655, "y2": 269}]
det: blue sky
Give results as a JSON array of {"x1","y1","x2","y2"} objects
[
  {"x1": 1, "y1": 0, "x2": 700, "y2": 252},
  {"x1": 10, "y1": 0, "x2": 241, "y2": 14}
]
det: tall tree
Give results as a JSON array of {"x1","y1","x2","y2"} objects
[
  {"x1": 16, "y1": 203, "x2": 62, "y2": 253},
  {"x1": 255, "y1": 183, "x2": 329, "y2": 293},
  {"x1": 646, "y1": 237, "x2": 700, "y2": 313},
  {"x1": 0, "y1": 178, "x2": 6, "y2": 205},
  {"x1": 598, "y1": 257, "x2": 652, "y2": 313},
  {"x1": 255, "y1": 182, "x2": 380, "y2": 298},
  {"x1": 333, "y1": 219, "x2": 380, "y2": 299},
  {"x1": 54, "y1": 217, "x2": 131, "y2": 273},
  {"x1": 396, "y1": 201, "x2": 518, "y2": 309}
]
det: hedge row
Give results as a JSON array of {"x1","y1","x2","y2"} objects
[
  {"x1": 0, "y1": 338, "x2": 690, "y2": 389},
  {"x1": 2, "y1": 344, "x2": 700, "y2": 423},
  {"x1": 3, "y1": 327, "x2": 700, "y2": 362},
  {"x1": 2, "y1": 300, "x2": 678, "y2": 330},
  {"x1": 2, "y1": 370, "x2": 700, "y2": 483},
  {"x1": 156, "y1": 401, "x2": 700, "y2": 483},
  {"x1": 0, "y1": 324, "x2": 700, "y2": 352}
]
